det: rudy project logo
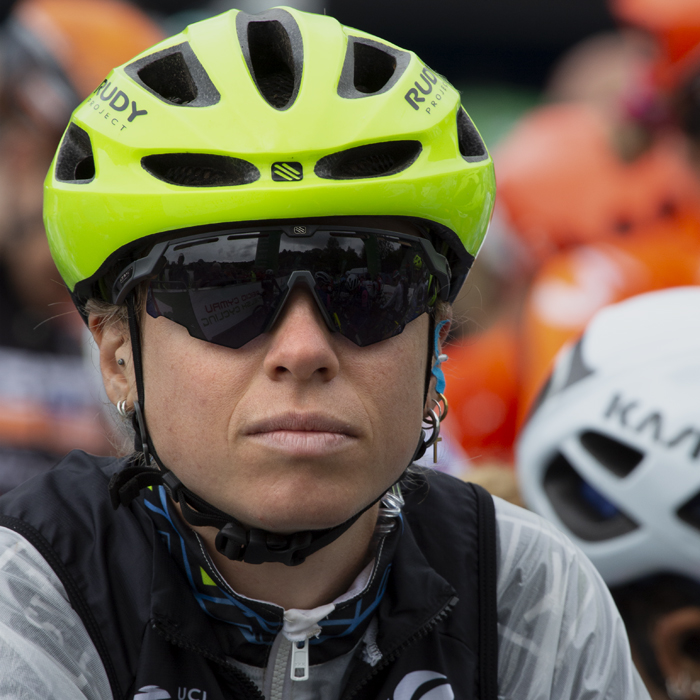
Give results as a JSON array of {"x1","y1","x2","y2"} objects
[
  {"x1": 133, "y1": 687, "x2": 171, "y2": 700},
  {"x1": 272, "y1": 162, "x2": 303, "y2": 181},
  {"x1": 393, "y1": 671, "x2": 454, "y2": 700},
  {"x1": 93, "y1": 79, "x2": 148, "y2": 123}
]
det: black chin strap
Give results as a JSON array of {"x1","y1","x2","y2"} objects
[
  {"x1": 109, "y1": 294, "x2": 423, "y2": 567},
  {"x1": 109, "y1": 461, "x2": 389, "y2": 566}
]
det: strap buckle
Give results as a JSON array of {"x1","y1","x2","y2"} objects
[{"x1": 215, "y1": 523, "x2": 313, "y2": 566}]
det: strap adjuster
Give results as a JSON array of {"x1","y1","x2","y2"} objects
[{"x1": 215, "y1": 523, "x2": 313, "y2": 566}]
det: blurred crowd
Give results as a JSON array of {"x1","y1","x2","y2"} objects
[
  {"x1": 441, "y1": 0, "x2": 700, "y2": 474},
  {"x1": 0, "y1": 0, "x2": 165, "y2": 493},
  {"x1": 1, "y1": 0, "x2": 700, "y2": 697}
]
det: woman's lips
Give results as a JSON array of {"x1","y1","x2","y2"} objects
[{"x1": 243, "y1": 413, "x2": 359, "y2": 456}]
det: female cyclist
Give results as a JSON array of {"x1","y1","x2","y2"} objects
[{"x1": 0, "y1": 8, "x2": 648, "y2": 699}]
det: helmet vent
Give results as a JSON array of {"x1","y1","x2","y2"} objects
[
  {"x1": 126, "y1": 43, "x2": 220, "y2": 107},
  {"x1": 55, "y1": 123, "x2": 95, "y2": 183},
  {"x1": 579, "y1": 430, "x2": 644, "y2": 478},
  {"x1": 237, "y1": 10, "x2": 303, "y2": 111},
  {"x1": 678, "y1": 491, "x2": 700, "y2": 532},
  {"x1": 457, "y1": 108, "x2": 488, "y2": 162},
  {"x1": 354, "y1": 43, "x2": 395, "y2": 93},
  {"x1": 141, "y1": 154, "x2": 260, "y2": 187},
  {"x1": 338, "y1": 37, "x2": 410, "y2": 99},
  {"x1": 138, "y1": 52, "x2": 196, "y2": 104},
  {"x1": 543, "y1": 451, "x2": 638, "y2": 542},
  {"x1": 315, "y1": 141, "x2": 422, "y2": 180}
]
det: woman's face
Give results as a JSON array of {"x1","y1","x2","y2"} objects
[{"x1": 102, "y1": 219, "x2": 435, "y2": 534}]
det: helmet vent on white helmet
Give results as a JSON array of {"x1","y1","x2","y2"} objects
[
  {"x1": 55, "y1": 123, "x2": 95, "y2": 183},
  {"x1": 337, "y1": 38, "x2": 410, "y2": 99},
  {"x1": 237, "y1": 10, "x2": 303, "y2": 111},
  {"x1": 457, "y1": 108, "x2": 488, "y2": 163},
  {"x1": 579, "y1": 431, "x2": 644, "y2": 478},
  {"x1": 141, "y1": 154, "x2": 260, "y2": 187},
  {"x1": 126, "y1": 43, "x2": 221, "y2": 107},
  {"x1": 677, "y1": 492, "x2": 700, "y2": 532},
  {"x1": 543, "y1": 452, "x2": 638, "y2": 541},
  {"x1": 315, "y1": 141, "x2": 422, "y2": 180}
]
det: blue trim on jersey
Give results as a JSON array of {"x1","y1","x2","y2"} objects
[
  {"x1": 139, "y1": 484, "x2": 399, "y2": 657},
  {"x1": 144, "y1": 486, "x2": 281, "y2": 643}
]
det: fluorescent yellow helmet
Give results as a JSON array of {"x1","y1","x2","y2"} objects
[{"x1": 44, "y1": 6, "x2": 495, "y2": 307}]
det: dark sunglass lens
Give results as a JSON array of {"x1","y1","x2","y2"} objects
[
  {"x1": 144, "y1": 229, "x2": 439, "y2": 348},
  {"x1": 148, "y1": 282, "x2": 279, "y2": 349},
  {"x1": 320, "y1": 238, "x2": 435, "y2": 346},
  {"x1": 148, "y1": 236, "x2": 292, "y2": 348}
]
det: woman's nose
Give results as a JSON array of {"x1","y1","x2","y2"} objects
[{"x1": 263, "y1": 287, "x2": 340, "y2": 382}]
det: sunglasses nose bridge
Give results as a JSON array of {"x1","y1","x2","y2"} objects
[{"x1": 263, "y1": 270, "x2": 337, "y2": 335}]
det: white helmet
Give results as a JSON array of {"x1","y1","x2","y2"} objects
[
  {"x1": 346, "y1": 273, "x2": 360, "y2": 291},
  {"x1": 517, "y1": 287, "x2": 700, "y2": 587},
  {"x1": 314, "y1": 271, "x2": 333, "y2": 286}
]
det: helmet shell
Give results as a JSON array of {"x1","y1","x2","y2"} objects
[
  {"x1": 518, "y1": 287, "x2": 700, "y2": 586},
  {"x1": 345, "y1": 273, "x2": 360, "y2": 291},
  {"x1": 44, "y1": 7, "x2": 495, "y2": 304}
]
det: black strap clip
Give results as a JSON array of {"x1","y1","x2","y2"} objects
[
  {"x1": 108, "y1": 465, "x2": 164, "y2": 510},
  {"x1": 215, "y1": 523, "x2": 313, "y2": 566}
]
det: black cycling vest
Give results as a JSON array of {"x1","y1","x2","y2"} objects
[{"x1": 0, "y1": 451, "x2": 497, "y2": 700}]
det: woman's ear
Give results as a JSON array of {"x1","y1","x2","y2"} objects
[
  {"x1": 652, "y1": 606, "x2": 700, "y2": 699},
  {"x1": 89, "y1": 315, "x2": 136, "y2": 407}
]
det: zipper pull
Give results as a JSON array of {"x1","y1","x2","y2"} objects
[{"x1": 290, "y1": 638, "x2": 309, "y2": 682}]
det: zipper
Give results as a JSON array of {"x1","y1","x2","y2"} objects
[
  {"x1": 269, "y1": 636, "x2": 289, "y2": 700},
  {"x1": 268, "y1": 632, "x2": 312, "y2": 700},
  {"x1": 290, "y1": 637, "x2": 310, "y2": 681},
  {"x1": 154, "y1": 620, "x2": 266, "y2": 700},
  {"x1": 341, "y1": 595, "x2": 459, "y2": 700}
]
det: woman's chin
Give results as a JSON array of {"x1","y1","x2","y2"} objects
[
  {"x1": 238, "y1": 495, "x2": 371, "y2": 534},
  {"x1": 249, "y1": 510, "x2": 355, "y2": 534}
]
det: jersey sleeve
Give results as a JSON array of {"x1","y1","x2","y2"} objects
[
  {"x1": 0, "y1": 526, "x2": 112, "y2": 700},
  {"x1": 492, "y1": 498, "x2": 651, "y2": 700}
]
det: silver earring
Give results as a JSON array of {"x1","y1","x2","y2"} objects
[
  {"x1": 116, "y1": 400, "x2": 130, "y2": 418},
  {"x1": 433, "y1": 392, "x2": 448, "y2": 421},
  {"x1": 422, "y1": 407, "x2": 442, "y2": 464},
  {"x1": 117, "y1": 358, "x2": 125, "y2": 366}
]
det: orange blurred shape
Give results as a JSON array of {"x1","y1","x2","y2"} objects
[
  {"x1": 495, "y1": 103, "x2": 700, "y2": 260},
  {"x1": 444, "y1": 321, "x2": 519, "y2": 466},
  {"x1": 612, "y1": 0, "x2": 700, "y2": 89},
  {"x1": 0, "y1": 400, "x2": 109, "y2": 455},
  {"x1": 518, "y1": 215, "x2": 700, "y2": 425},
  {"x1": 14, "y1": 0, "x2": 164, "y2": 99}
]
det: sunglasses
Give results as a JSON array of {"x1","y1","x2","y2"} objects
[{"x1": 111, "y1": 224, "x2": 450, "y2": 348}]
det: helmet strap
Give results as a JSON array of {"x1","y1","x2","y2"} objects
[
  {"x1": 411, "y1": 313, "x2": 446, "y2": 462},
  {"x1": 113, "y1": 292, "x2": 402, "y2": 566}
]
